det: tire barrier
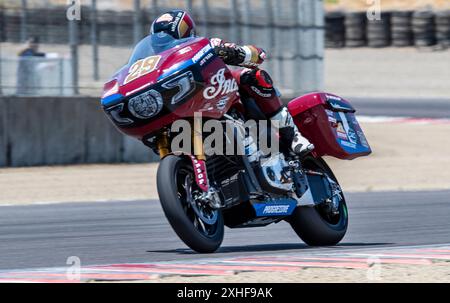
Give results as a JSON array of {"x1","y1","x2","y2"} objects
[
  {"x1": 391, "y1": 11, "x2": 414, "y2": 47},
  {"x1": 345, "y1": 12, "x2": 367, "y2": 47},
  {"x1": 367, "y1": 12, "x2": 391, "y2": 48},
  {"x1": 325, "y1": 10, "x2": 450, "y2": 49},
  {"x1": 325, "y1": 11, "x2": 346, "y2": 48},
  {"x1": 412, "y1": 10, "x2": 436, "y2": 47},
  {"x1": 435, "y1": 10, "x2": 450, "y2": 48}
]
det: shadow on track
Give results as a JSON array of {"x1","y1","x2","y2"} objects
[{"x1": 147, "y1": 242, "x2": 391, "y2": 255}]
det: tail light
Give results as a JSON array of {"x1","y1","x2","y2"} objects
[{"x1": 102, "y1": 80, "x2": 119, "y2": 98}]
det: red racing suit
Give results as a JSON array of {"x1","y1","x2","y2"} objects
[{"x1": 210, "y1": 38, "x2": 283, "y2": 118}]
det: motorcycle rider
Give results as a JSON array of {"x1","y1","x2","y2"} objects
[{"x1": 150, "y1": 9, "x2": 314, "y2": 155}]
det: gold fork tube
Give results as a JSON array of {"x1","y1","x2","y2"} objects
[
  {"x1": 157, "y1": 131, "x2": 170, "y2": 159},
  {"x1": 192, "y1": 115, "x2": 205, "y2": 161}
]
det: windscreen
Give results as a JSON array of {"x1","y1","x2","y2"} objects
[{"x1": 128, "y1": 33, "x2": 196, "y2": 65}]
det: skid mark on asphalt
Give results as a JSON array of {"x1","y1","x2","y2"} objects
[{"x1": 0, "y1": 244, "x2": 448, "y2": 283}]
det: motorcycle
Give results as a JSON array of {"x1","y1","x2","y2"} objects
[{"x1": 101, "y1": 33, "x2": 371, "y2": 253}]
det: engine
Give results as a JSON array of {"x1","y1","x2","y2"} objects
[{"x1": 254, "y1": 153, "x2": 294, "y2": 195}]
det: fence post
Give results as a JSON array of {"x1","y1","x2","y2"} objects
[
  {"x1": 91, "y1": 0, "x2": 99, "y2": 80},
  {"x1": 264, "y1": 0, "x2": 275, "y2": 82},
  {"x1": 149, "y1": 0, "x2": 159, "y2": 25},
  {"x1": 133, "y1": 0, "x2": 143, "y2": 44},
  {"x1": 185, "y1": 0, "x2": 193, "y2": 13},
  {"x1": 20, "y1": 0, "x2": 28, "y2": 42},
  {"x1": 0, "y1": 44, "x2": 3, "y2": 95},
  {"x1": 229, "y1": 0, "x2": 240, "y2": 43},
  {"x1": 294, "y1": 0, "x2": 302, "y2": 96},
  {"x1": 68, "y1": 18, "x2": 79, "y2": 95},
  {"x1": 201, "y1": 0, "x2": 210, "y2": 37},
  {"x1": 242, "y1": 0, "x2": 251, "y2": 43}
]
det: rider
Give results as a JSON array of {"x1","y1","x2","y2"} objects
[{"x1": 150, "y1": 9, "x2": 314, "y2": 155}]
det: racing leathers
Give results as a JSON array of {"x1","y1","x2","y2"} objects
[{"x1": 210, "y1": 38, "x2": 314, "y2": 155}]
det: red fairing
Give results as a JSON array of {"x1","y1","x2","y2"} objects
[
  {"x1": 288, "y1": 92, "x2": 371, "y2": 160},
  {"x1": 109, "y1": 37, "x2": 241, "y2": 140}
]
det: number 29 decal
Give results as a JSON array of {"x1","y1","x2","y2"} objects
[{"x1": 124, "y1": 55, "x2": 161, "y2": 84}]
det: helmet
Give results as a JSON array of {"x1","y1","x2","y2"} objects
[{"x1": 150, "y1": 10, "x2": 196, "y2": 39}]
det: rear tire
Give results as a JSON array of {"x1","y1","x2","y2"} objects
[
  {"x1": 288, "y1": 156, "x2": 348, "y2": 246},
  {"x1": 157, "y1": 155, "x2": 224, "y2": 253}
]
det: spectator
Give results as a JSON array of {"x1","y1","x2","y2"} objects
[{"x1": 16, "y1": 37, "x2": 46, "y2": 95}]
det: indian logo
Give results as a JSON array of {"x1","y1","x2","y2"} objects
[{"x1": 203, "y1": 68, "x2": 239, "y2": 100}]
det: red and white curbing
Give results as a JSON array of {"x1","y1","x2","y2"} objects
[
  {"x1": 0, "y1": 243, "x2": 449, "y2": 283},
  {"x1": 358, "y1": 115, "x2": 450, "y2": 125}
]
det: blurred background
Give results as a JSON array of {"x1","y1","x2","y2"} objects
[{"x1": 0, "y1": 0, "x2": 449, "y2": 167}]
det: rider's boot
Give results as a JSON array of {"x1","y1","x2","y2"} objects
[{"x1": 270, "y1": 107, "x2": 314, "y2": 156}]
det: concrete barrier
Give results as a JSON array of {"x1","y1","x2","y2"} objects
[
  {"x1": 0, "y1": 96, "x2": 307, "y2": 167},
  {"x1": 0, "y1": 96, "x2": 158, "y2": 167}
]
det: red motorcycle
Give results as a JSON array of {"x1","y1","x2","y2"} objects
[{"x1": 101, "y1": 33, "x2": 371, "y2": 253}]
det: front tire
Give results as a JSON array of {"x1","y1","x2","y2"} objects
[
  {"x1": 157, "y1": 155, "x2": 224, "y2": 253},
  {"x1": 288, "y1": 156, "x2": 348, "y2": 246}
]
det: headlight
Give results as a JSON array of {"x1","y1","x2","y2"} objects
[
  {"x1": 162, "y1": 71, "x2": 195, "y2": 105},
  {"x1": 128, "y1": 89, "x2": 163, "y2": 119}
]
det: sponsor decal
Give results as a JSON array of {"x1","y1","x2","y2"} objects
[
  {"x1": 209, "y1": 38, "x2": 222, "y2": 47},
  {"x1": 199, "y1": 52, "x2": 214, "y2": 66},
  {"x1": 329, "y1": 102, "x2": 351, "y2": 111},
  {"x1": 263, "y1": 205, "x2": 290, "y2": 215},
  {"x1": 340, "y1": 140, "x2": 357, "y2": 149},
  {"x1": 325, "y1": 109, "x2": 334, "y2": 117},
  {"x1": 251, "y1": 86, "x2": 272, "y2": 98},
  {"x1": 216, "y1": 96, "x2": 228, "y2": 110},
  {"x1": 190, "y1": 156, "x2": 208, "y2": 191},
  {"x1": 171, "y1": 12, "x2": 184, "y2": 33},
  {"x1": 357, "y1": 130, "x2": 369, "y2": 148},
  {"x1": 336, "y1": 123, "x2": 348, "y2": 140},
  {"x1": 192, "y1": 44, "x2": 213, "y2": 63},
  {"x1": 179, "y1": 46, "x2": 192, "y2": 55},
  {"x1": 328, "y1": 116, "x2": 337, "y2": 124},
  {"x1": 156, "y1": 13, "x2": 174, "y2": 23},
  {"x1": 128, "y1": 89, "x2": 163, "y2": 119},
  {"x1": 203, "y1": 68, "x2": 239, "y2": 100},
  {"x1": 346, "y1": 128, "x2": 357, "y2": 144},
  {"x1": 325, "y1": 94, "x2": 342, "y2": 101}
]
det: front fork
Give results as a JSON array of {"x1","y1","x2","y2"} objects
[{"x1": 156, "y1": 119, "x2": 221, "y2": 208}]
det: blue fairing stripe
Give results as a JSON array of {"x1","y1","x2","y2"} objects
[
  {"x1": 101, "y1": 93, "x2": 124, "y2": 107},
  {"x1": 158, "y1": 59, "x2": 195, "y2": 81}
]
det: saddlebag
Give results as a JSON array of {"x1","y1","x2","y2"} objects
[{"x1": 288, "y1": 92, "x2": 371, "y2": 160}]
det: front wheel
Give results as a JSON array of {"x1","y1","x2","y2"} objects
[
  {"x1": 288, "y1": 156, "x2": 348, "y2": 246},
  {"x1": 157, "y1": 155, "x2": 224, "y2": 253}
]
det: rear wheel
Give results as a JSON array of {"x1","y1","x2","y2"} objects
[
  {"x1": 157, "y1": 155, "x2": 224, "y2": 253},
  {"x1": 288, "y1": 156, "x2": 348, "y2": 246}
]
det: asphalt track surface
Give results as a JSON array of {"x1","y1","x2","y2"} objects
[
  {"x1": 348, "y1": 97, "x2": 450, "y2": 118},
  {"x1": 0, "y1": 190, "x2": 449, "y2": 271}
]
